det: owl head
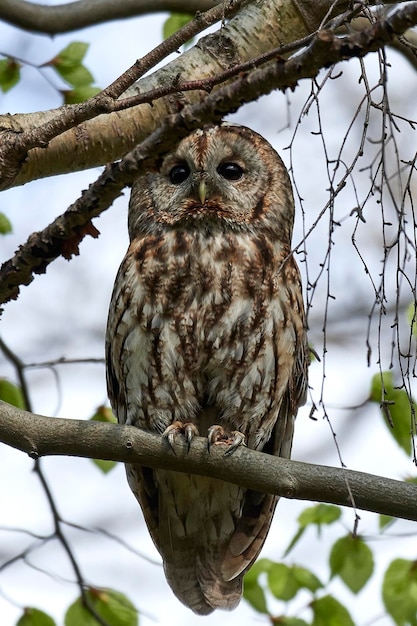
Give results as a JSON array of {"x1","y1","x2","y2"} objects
[{"x1": 128, "y1": 124, "x2": 295, "y2": 243}]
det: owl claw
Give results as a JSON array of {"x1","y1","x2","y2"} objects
[
  {"x1": 163, "y1": 421, "x2": 199, "y2": 452},
  {"x1": 184, "y1": 423, "x2": 198, "y2": 449},
  {"x1": 207, "y1": 425, "x2": 246, "y2": 456},
  {"x1": 224, "y1": 431, "x2": 246, "y2": 456}
]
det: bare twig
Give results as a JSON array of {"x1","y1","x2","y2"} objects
[
  {"x1": 1, "y1": 3, "x2": 417, "y2": 307},
  {"x1": 34, "y1": 461, "x2": 112, "y2": 626},
  {"x1": 0, "y1": 338, "x2": 112, "y2": 625},
  {"x1": 0, "y1": 337, "x2": 32, "y2": 411},
  {"x1": 0, "y1": 0, "x2": 243, "y2": 180}
]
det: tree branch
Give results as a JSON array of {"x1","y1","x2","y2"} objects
[
  {"x1": 1, "y1": 400, "x2": 417, "y2": 522},
  {"x1": 2, "y1": 3, "x2": 417, "y2": 306},
  {"x1": 2, "y1": 1, "x2": 416, "y2": 191},
  {"x1": 0, "y1": 0, "x2": 244, "y2": 189},
  {"x1": 0, "y1": 0, "x2": 219, "y2": 35},
  {"x1": 0, "y1": 0, "x2": 344, "y2": 190}
]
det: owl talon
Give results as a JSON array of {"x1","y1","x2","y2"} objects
[
  {"x1": 207, "y1": 425, "x2": 246, "y2": 455},
  {"x1": 224, "y1": 431, "x2": 247, "y2": 456},
  {"x1": 184, "y1": 423, "x2": 198, "y2": 450},
  {"x1": 163, "y1": 421, "x2": 198, "y2": 452}
]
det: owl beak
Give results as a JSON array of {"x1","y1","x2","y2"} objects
[{"x1": 198, "y1": 181, "x2": 208, "y2": 204}]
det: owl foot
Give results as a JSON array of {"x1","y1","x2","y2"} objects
[
  {"x1": 163, "y1": 421, "x2": 199, "y2": 452},
  {"x1": 207, "y1": 425, "x2": 246, "y2": 456}
]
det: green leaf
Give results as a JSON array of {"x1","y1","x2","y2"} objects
[
  {"x1": 329, "y1": 535, "x2": 374, "y2": 593},
  {"x1": 279, "y1": 619, "x2": 310, "y2": 626},
  {"x1": 0, "y1": 58, "x2": 20, "y2": 93},
  {"x1": 292, "y1": 565, "x2": 323, "y2": 593},
  {"x1": 243, "y1": 558, "x2": 281, "y2": 612},
  {"x1": 90, "y1": 406, "x2": 118, "y2": 473},
  {"x1": 53, "y1": 42, "x2": 89, "y2": 66},
  {"x1": 63, "y1": 86, "x2": 101, "y2": 104},
  {"x1": 0, "y1": 378, "x2": 25, "y2": 409},
  {"x1": 311, "y1": 595, "x2": 355, "y2": 626},
  {"x1": 284, "y1": 526, "x2": 307, "y2": 556},
  {"x1": 92, "y1": 458, "x2": 117, "y2": 473},
  {"x1": 379, "y1": 513, "x2": 396, "y2": 531},
  {"x1": 298, "y1": 504, "x2": 342, "y2": 527},
  {"x1": 91, "y1": 406, "x2": 117, "y2": 424},
  {"x1": 369, "y1": 372, "x2": 415, "y2": 455},
  {"x1": 163, "y1": 13, "x2": 194, "y2": 43},
  {"x1": 65, "y1": 588, "x2": 138, "y2": 626},
  {"x1": 17, "y1": 608, "x2": 56, "y2": 626},
  {"x1": 267, "y1": 563, "x2": 299, "y2": 601},
  {"x1": 57, "y1": 64, "x2": 94, "y2": 87},
  {"x1": 285, "y1": 504, "x2": 341, "y2": 555},
  {"x1": 407, "y1": 302, "x2": 417, "y2": 338},
  {"x1": 267, "y1": 563, "x2": 322, "y2": 601},
  {"x1": 0, "y1": 212, "x2": 12, "y2": 235},
  {"x1": 245, "y1": 558, "x2": 274, "y2": 581},
  {"x1": 243, "y1": 577, "x2": 268, "y2": 614},
  {"x1": 383, "y1": 559, "x2": 417, "y2": 626},
  {"x1": 48, "y1": 42, "x2": 95, "y2": 87},
  {"x1": 309, "y1": 344, "x2": 319, "y2": 362}
]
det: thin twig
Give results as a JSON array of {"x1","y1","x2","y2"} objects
[
  {"x1": 0, "y1": 0, "x2": 243, "y2": 172},
  {"x1": 0, "y1": 338, "x2": 112, "y2": 626},
  {"x1": 0, "y1": 337, "x2": 32, "y2": 411},
  {"x1": 2, "y1": 4, "x2": 417, "y2": 308}
]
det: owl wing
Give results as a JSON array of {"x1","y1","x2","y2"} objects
[{"x1": 218, "y1": 306, "x2": 309, "y2": 585}]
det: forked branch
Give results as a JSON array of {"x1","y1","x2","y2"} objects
[{"x1": 1, "y1": 4, "x2": 417, "y2": 307}]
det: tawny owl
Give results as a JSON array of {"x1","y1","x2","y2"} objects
[{"x1": 105, "y1": 123, "x2": 308, "y2": 615}]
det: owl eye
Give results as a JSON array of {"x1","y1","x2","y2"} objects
[
  {"x1": 169, "y1": 163, "x2": 190, "y2": 185},
  {"x1": 217, "y1": 162, "x2": 244, "y2": 181}
]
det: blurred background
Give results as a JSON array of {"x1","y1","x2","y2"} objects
[{"x1": 0, "y1": 3, "x2": 417, "y2": 624}]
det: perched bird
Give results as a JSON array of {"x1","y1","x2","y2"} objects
[{"x1": 105, "y1": 123, "x2": 308, "y2": 614}]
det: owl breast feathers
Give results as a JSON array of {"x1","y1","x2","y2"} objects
[{"x1": 106, "y1": 123, "x2": 308, "y2": 615}]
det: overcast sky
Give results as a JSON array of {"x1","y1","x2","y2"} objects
[{"x1": 1, "y1": 4, "x2": 417, "y2": 625}]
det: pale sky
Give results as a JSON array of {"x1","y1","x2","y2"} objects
[{"x1": 1, "y1": 5, "x2": 417, "y2": 625}]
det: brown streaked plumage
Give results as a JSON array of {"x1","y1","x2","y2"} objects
[{"x1": 106, "y1": 124, "x2": 308, "y2": 614}]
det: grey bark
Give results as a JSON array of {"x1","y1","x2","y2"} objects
[{"x1": 1, "y1": 400, "x2": 417, "y2": 522}]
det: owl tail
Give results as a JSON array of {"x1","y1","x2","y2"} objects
[
  {"x1": 157, "y1": 472, "x2": 278, "y2": 615},
  {"x1": 164, "y1": 553, "x2": 242, "y2": 615}
]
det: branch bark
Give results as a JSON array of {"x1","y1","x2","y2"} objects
[
  {"x1": 0, "y1": 0, "x2": 243, "y2": 191},
  {"x1": 0, "y1": 0, "x2": 345, "y2": 190},
  {"x1": 1, "y1": 400, "x2": 417, "y2": 522},
  {"x1": 2, "y1": 1, "x2": 415, "y2": 191},
  {"x1": 0, "y1": 0, "x2": 219, "y2": 35},
  {"x1": 2, "y1": 4, "x2": 417, "y2": 305}
]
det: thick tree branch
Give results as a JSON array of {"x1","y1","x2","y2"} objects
[
  {"x1": 2, "y1": 4, "x2": 417, "y2": 306},
  {"x1": 0, "y1": 0, "x2": 244, "y2": 190},
  {"x1": 1, "y1": 400, "x2": 417, "y2": 522},
  {"x1": 0, "y1": 0, "x2": 345, "y2": 190},
  {"x1": 2, "y1": 1, "x2": 416, "y2": 191},
  {"x1": 0, "y1": 0, "x2": 219, "y2": 35}
]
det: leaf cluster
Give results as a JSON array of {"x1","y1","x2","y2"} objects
[
  {"x1": 243, "y1": 502, "x2": 417, "y2": 626},
  {"x1": 241, "y1": 363, "x2": 417, "y2": 625},
  {"x1": 0, "y1": 42, "x2": 100, "y2": 104},
  {"x1": 16, "y1": 589, "x2": 138, "y2": 626}
]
